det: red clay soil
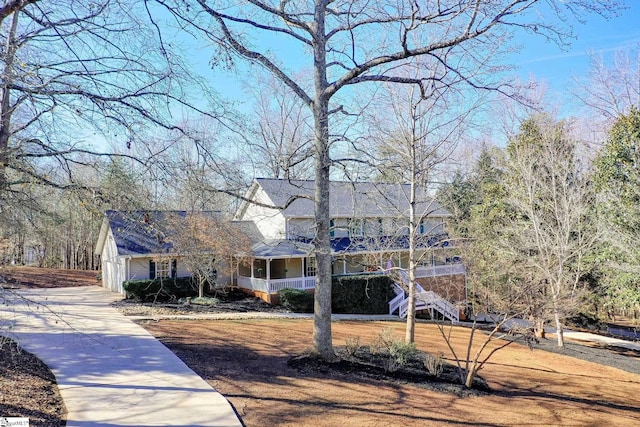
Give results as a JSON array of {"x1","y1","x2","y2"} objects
[
  {"x1": 143, "y1": 319, "x2": 640, "y2": 427},
  {"x1": 1, "y1": 266, "x2": 99, "y2": 289},
  {"x1": 2, "y1": 267, "x2": 639, "y2": 426},
  {"x1": 144, "y1": 320, "x2": 640, "y2": 427}
]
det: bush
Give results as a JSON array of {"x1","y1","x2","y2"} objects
[
  {"x1": 344, "y1": 336, "x2": 361, "y2": 357},
  {"x1": 278, "y1": 288, "x2": 314, "y2": 312},
  {"x1": 424, "y1": 352, "x2": 445, "y2": 377},
  {"x1": 123, "y1": 277, "x2": 198, "y2": 302},
  {"x1": 178, "y1": 296, "x2": 220, "y2": 306},
  {"x1": 332, "y1": 274, "x2": 395, "y2": 314},
  {"x1": 370, "y1": 327, "x2": 418, "y2": 372}
]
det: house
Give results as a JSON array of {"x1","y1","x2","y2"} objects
[
  {"x1": 96, "y1": 179, "x2": 466, "y2": 320},
  {"x1": 233, "y1": 178, "x2": 466, "y2": 319},
  {"x1": 95, "y1": 211, "x2": 190, "y2": 293},
  {"x1": 95, "y1": 210, "x2": 260, "y2": 294}
]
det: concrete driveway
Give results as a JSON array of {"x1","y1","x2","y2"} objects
[{"x1": 1, "y1": 286, "x2": 242, "y2": 427}]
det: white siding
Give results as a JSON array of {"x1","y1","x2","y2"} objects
[
  {"x1": 129, "y1": 258, "x2": 151, "y2": 281},
  {"x1": 287, "y1": 218, "x2": 315, "y2": 239},
  {"x1": 237, "y1": 187, "x2": 287, "y2": 239},
  {"x1": 100, "y1": 228, "x2": 126, "y2": 293},
  {"x1": 131, "y1": 257, "x2": 192, "y2": 280}
]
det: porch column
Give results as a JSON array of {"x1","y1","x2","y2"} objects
[
  {"x1": 342, "y1": 258, "x2": 347, "y2": 275},
  {"x1": 251, "y1": 261, "x2": 255, "y2": 278},
  {"x1": 267, "y1": 259, "x2": 271, "y2": 280}
]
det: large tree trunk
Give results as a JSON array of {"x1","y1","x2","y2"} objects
[
  {"x1": 0, "y1": 11, "x2": 19, "y2": 192},
  {"x1": 311, "y1": 4, "x2": 335, "y2": 360}
]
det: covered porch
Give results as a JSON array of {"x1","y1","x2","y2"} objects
[
  {"x1": 236, "y1": 240, "x2": 316, "y2": 302},
  {"x1": 235, "y1": 239, "x2": 465, "y2": 303}
]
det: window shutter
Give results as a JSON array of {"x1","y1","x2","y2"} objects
[
  {"x1": 171, "y1": 260, "x2": 177, "y2": 278},
  {"x1": 149, "y1": 260, "x2": 156, "y2": 279}
]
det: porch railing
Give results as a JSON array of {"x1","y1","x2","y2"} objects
[
  {"x1": 237, "y1": 275, "x2": 316, "y2": 294},
  {"x1": 236, "y1": 262, "x2": 464, "y2": 297}
]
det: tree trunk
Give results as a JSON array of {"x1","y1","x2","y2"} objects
[
  {"x1": 534, "y1": 319, "x2": 546, "y2": 339},
  {"x1": 311, "y1": 3, "x2": 335, "y2": 360},
  {"x1": 0, "y1": 10, "x2": 19, "y2": 192},
  {"x1": 405, "y1": 157, "x2": 418, "y2": 343},
  {"x1": 554, "y1": 308, "x2": 564, "y2": 347}
]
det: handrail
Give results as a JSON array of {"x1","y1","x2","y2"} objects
[{"x1": 388, "y1": 270, "x2": 459, "y2": 322}]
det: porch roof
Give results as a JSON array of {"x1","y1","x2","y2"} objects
[
  {"x1": 251, "y1": 234, "x2": 450, "y2": 259},
  {"x1": 251, "y1": 239, "x2": 314, "y2": 259}
]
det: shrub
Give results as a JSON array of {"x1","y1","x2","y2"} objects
[
  {"x1": 389, "y1": 340, "x2": 418, "y2": 369},
  {"x1": 278, "y1": 288, "x2": 314, "y2": 313},
  {"x1": 123, "y1": 277, "x2": 197, "y2": 302},
  {"x1": 370, "y1": 327, "x2": 418, "y2": 372},
  {"x1": 344, "y1": 336, "x2": 361, "y2": 357},
  {"x1": 331, "y1": 274, "x2": 395, "y2": 314},
  {"x1": 371, "y1": 327, "x2": 396, "y2": 355},
  {"x1": 178, "y1": 296, "x2": 219, "y2": 306},
  {"x1": 424, "y1": 352, "x2": 445, "y2": 377}
]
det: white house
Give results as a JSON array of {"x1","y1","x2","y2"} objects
[
  {"x1": 234, "y1": 178, "x2": 466, "y2": 319},
  {"x1": 96, "y1": 179, "x2": 466, "y2": 320},
  {"x1": 94, "y1": 211, "x2": 195, "y2": 294}
]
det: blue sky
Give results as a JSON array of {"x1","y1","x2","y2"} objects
[
  {"x1": 510, "y1": 2, "x2": 640, "y2": 97},
  {"x1": 200, "y1": 3, "x2": 639, "y2": 110}
]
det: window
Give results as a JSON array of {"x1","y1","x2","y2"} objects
[
  {"x1": 349, "y1": 218, "x2": 364, "y2": 237},
  {"x1": 157, "y1": 261, "x2": 171, "y2": 278},
  {"x1": 150, "y1": 259, "x2": 176, "y2": 279},
  {"x1": 329, "y1": 219, "x2": 335, "y2": 237},
  {"x1": 305, "y1": 257, "x2": 317, "y2": 277}
]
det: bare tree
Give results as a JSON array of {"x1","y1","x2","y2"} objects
[
  {"x1": 504, "y1": 114, "x2": 597, "y2": 347},
  {"x1": 0, "y1": 1, "x2": 226, "y2": 207},
  {"x1": 573, "y1": 46, "x2": 640, "y2": 124},
  {"x1": 166, "y1": 212, "x2": 251, "y2": 298},
  {"x1": 364, "y1": 80, "x2": 480, "y2": 342},
  {"x1": 155, "y1": 0, "x2": 620, "y2": 359},
  {"x1": 244, "y1": 73, "x2": 314, "y2": 179}
]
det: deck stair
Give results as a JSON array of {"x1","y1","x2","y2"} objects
[{"x1": 388, "y1": 270, "x2": 459, "y2": 322}]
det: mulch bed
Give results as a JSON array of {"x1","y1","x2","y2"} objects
[
  {"x1": 0, "y1": 337, "x2": 66, "y2": 426},
  {"x1": 289, "y1": 346, "x2": 490, "y2": 397}
]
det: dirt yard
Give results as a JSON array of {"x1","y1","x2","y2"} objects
[
  {"x1": 1, "y1": 265, "x2": 99, "y2": 289},
  {"x1": 143, "y1": 318, "x2": 640, "y2": 427},
  {"x1": 2, "y1": 267, "x2": 640, "y2": 426}
]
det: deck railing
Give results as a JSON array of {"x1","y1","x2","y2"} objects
[{"x1": 415, "y1": 263, "x2": 465, "y2": 278}]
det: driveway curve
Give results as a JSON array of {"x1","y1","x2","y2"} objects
[{"x1": 1, "y1": 286, "x2": 242, "y2": 427}]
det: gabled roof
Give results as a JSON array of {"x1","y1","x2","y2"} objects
[
  {"x1": 96, "y1": 211, "x2": 186, "y2": 257},
  {"x1": 246, "y1": 178, "x2": 450, "y2": 218},
  {"x1": 95, "y1": 210, "x2": 248, "y2": 257}
]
